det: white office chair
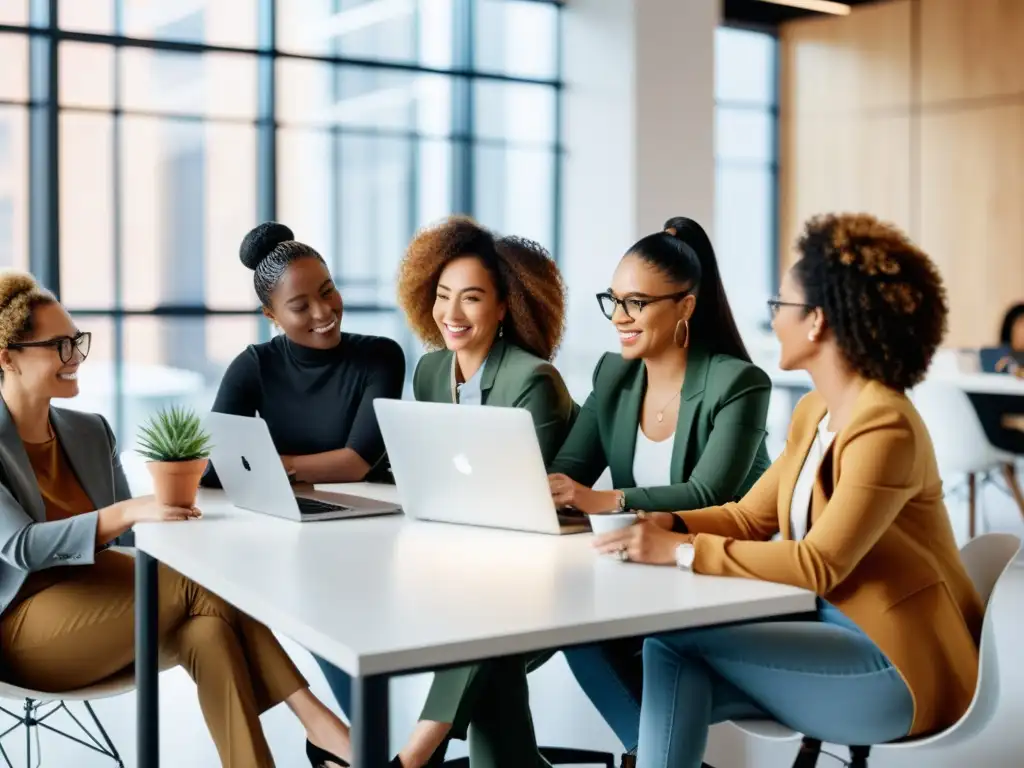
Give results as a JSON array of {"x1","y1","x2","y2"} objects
[
  {"x1": 910, "y1": 379, "x2": 1018, "y2": 537},
  {"x1": 730, "y1": 533, "x2": 1022, "y2": 767},
  {"x1": 0, "y1": 547, "x2": 176, "y2": 767}
]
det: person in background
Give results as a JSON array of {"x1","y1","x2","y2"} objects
[
  {"x1": 545, "y1": 217, "x2": 772, "y2": 759},
  {"x1": 202, "y1": 221, "x2": 405, "y2": 489},
  {"x1": 0, "y1": 271, "x2": 356, "y2": 768},
  {"x1": 999, "y1": 302, "x2": 1024, "y2": 355},
  {"x1": 993, "y1": 301, "x2": 1024, "y2": 511},
  {"x1": 591, "y1": 214, "x2": 982, "y2": 768},
  {"x1": 320, "y1": 216, "x2": 577, "y2": 767}
]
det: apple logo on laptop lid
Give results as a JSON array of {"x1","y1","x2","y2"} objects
[{"x1": 452, "y1": 453, "x2": 472, "y2": 476}]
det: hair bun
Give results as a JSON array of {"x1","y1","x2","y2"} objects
[
  {"x1": 0, "y1": 270, "x2": 43, "y2": 307},
  {"x1": 663, "y1": 216, "x2": 695, "y2": 239},
  {"x1": 239, "y1": 222, "x2": 295, "y2": 270}
]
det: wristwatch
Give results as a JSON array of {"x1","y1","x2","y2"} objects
[{"x1": 675, "y1": 542, "x2": 696, "y2": 570}]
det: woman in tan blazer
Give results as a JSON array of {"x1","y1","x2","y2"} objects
[{"x1": 592, "y1": 214, "x2": 983, "y2": 768}]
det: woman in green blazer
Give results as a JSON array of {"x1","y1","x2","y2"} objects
[
  {"x1": 388, "y1": 216, "x2": 576, "y2": 768},
  {"x1": 547, "y1": 216, "x2": 772, "y2": 761}
]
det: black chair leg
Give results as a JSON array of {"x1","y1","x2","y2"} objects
[
  {"x1": 849, "y1": 745, "x2": 871, "y2": 767},
  {"x1": 792, "y1": 737, "x2": 822, "y2": 768},
  {"x1": 446, "y1": 747, "x2": 615, "y2": 767},
  {"x1": 539, "y1": 746, "x2": 615, "y2": 766}
]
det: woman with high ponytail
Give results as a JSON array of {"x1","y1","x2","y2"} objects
[{"x1": 537, "y1": 217, "x2": 773, "y2": 759}]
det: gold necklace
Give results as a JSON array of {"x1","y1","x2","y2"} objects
[{"x1": 654, "y1": 391, "x2": 681, "y2": 423}]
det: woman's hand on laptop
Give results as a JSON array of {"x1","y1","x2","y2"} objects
[{"x1": 549, "y1": 474, "x2": 623, "y2": 515}]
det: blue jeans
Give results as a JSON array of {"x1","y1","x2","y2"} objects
[
  {"x1": 568, "y1": 602, "x2": 914, "y2": 768},
  {"x1": 314, "y1": 655, "x2": 351, "y2": 716}
]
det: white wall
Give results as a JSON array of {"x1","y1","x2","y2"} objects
[{"x1": 558, "y1": 0, "x2": 717, "y2": 372}]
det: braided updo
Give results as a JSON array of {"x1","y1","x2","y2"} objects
[
  {"x1": 792, "y1": 213, "x2": 947, "y2": 391},
  {"x1": 0, "y1": 271, "x2": 56, "y2": 350},
  {"x1": 239, "y1": 222, "x2": 326, "y2": 307}
]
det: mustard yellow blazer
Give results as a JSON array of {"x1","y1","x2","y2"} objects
[{"x1": 677, "y1": 380, "x2": 983, "y2": 737}]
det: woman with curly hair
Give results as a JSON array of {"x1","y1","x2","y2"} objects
[
  {"x1": 587, "y1": 214, "x2": 983, "y2": 767},
  {"x1": 314, "y1": 216, "x2": 577, "y2": 767},
  {"x1": 398, "y1": 215, "x2": 574, "y2": 460}
]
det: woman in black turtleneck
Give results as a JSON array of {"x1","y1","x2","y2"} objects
[
  {"x1": 203, "y1": 222, "x2": 405, "y2": 768},
  {"x1": 203, "y1": 222, "x2": 405, "y2": 490}
]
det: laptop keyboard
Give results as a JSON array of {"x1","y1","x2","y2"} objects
[{"x1": 296, "y1": 497, "x2": 352, "y2": 516}]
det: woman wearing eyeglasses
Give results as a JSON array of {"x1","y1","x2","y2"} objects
[
  {"x1": 536, "y1": 217, "x2": 772, "y2": 759},
  {"x1": 0, "y1": 271, "x2": 357, "y2": 767},
  {"x1": 586, "y1": 214, "x2": 981, "y2": 768}
]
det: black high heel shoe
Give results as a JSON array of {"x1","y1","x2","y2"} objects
[{"x1": 305, "y1": 738, "x2": 349, "y2": 767}]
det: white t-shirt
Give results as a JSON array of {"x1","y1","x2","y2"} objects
[
  {"x1": 632, "y1": 426, "x2": 675, "y2": 488},
  {"x1": 788, "y1": 415, "x2": 836, "y2": 541}
]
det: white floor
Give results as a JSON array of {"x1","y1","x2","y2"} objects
[{"x1": 3, "y1": 391, "x2": 1022, "y2": 767}]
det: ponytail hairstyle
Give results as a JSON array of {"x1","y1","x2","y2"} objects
[{"x1": 625, "y1": 217, "x2": 750, "y2": 362}]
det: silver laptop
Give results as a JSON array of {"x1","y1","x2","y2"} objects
[
  {"x1": 204, "y1": 412, "x2": 401, "y2": 522},
  {"x1": 373, "y1": 399, "x2": 588, "y2": 535}
]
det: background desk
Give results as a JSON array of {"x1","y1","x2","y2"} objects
[
  {"x1": 767, "y1": 369, "x2": 1024, "y2": 413},
  {"x1": 133, "y1": 485, "x2": 814, "y2": 766}
]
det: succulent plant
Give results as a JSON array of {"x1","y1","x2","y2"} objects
[{"x1": 136, "y1": 406, "x2": 212, "y2": 462}]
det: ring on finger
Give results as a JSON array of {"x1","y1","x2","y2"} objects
[{"x1": 617, "y1": 546, "x2": 629, "y2": 562}]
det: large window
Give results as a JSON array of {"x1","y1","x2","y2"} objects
[
  {"x1": 714, "y1": 26, "x2": 778, "y2": 337},
  {"x1": 0, "y1": 0, "x2": 561, "y2": 445}
]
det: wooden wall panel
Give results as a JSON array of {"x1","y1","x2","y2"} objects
[
  {"x1": 919, "y1": 105, "x2": 1024, "y2": 347},
  {"x1": 920, "y1": 0, "x2": 1024, "y2": 104},
  {"x1": 780, "y1": 1, "x2": 912, "y2": 116},
  {"x1": 779, "y1": 114, "x2": 911, "y2": 271},
  {"x1": 779, "y1": 0, "x2": 1024, "y2": 346}
]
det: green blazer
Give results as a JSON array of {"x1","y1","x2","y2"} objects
[
  {"x1": 549, "y1": 344, "x2": 772, "y2": 512},
  {"x1": 413, "y1": 339, "x2": 578, "y2": 466}
]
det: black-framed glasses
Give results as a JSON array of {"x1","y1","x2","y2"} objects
[
  {"x1": 7, "y1": 332, "x2": 92, "y2": 364},
  {"x1": 596, "y1": 290, "x2": 691, "y2": 320},
  {"x1": 767, "y1": 299, "x2": 814, "y2": 318}
]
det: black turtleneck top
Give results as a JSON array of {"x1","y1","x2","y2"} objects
[{"x1": 201, "y1": 332, "x2": 406, "y2": 487}]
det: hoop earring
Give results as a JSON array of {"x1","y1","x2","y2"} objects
[{"x1": 674, "y1": 320, "x2": 690, "y2": 349}]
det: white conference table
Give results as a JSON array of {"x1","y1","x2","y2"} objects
[{"x1": 133, "y1": 484, "x2": 814, "y2": 767}]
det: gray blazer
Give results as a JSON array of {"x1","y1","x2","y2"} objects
[{"x1": 0, "y1": 397, "x2": 131, "y2": 615}]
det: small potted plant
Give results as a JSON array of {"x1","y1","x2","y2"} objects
[{"x1": 137, "y1": 406, "x2": 212, "y2": 508}]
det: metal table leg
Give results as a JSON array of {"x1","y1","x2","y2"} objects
[
  {"x1": 135, "y1": 551, "x2": 159, "y2": 767},
  {"x1": 353, "y1": 675, "x2": 389, "y2": 767}
]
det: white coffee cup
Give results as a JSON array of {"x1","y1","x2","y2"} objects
[{"x1": 587, "y1": 511, "x2": 638, "y2": 535}]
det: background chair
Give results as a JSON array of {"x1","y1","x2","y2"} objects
[
  {"x1": 910, "y1": 380, "x2": 1021, "y2": 537},
  {"x1": 0, "y1": 674, "x2": 133, "y2": 767},
  {"x1": 0, "y1": 545, "x2": 175, "y2": 765},
  {"x1": 729, "y1": 532, "x2": 1022, "y2": 767}
]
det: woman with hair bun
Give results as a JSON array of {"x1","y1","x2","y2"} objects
[
  {"x1": 204, "y1": 224, "x2": 405, "y2": 765},
  {"x1": 203, "y1": 222, "x2": 405, "y2": 488}
]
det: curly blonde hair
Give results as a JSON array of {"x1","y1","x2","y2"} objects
[
  {"x1": 0, "y1": 271, "x2": 56, "y2": 350},
  {"x1": 397, "y1": 216, "x2": 567, "y2": 361},
  {"x1": 793, "y1": 213, "x2": 948, "y2": 390}
]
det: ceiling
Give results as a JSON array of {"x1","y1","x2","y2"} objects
[{"x1": 723, "y1": 0, "x2": 882, "y2": 29}]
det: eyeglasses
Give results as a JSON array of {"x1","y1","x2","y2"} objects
[
  {"x1": 7, "y1": 331, "x2": 92, "y2": 364},
  {"x1": 596, "y1": 290, "x2": 691, "y2": 320},
  {"x1": 767, "y1": 299, "x2": 814, "y2": 318}
]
